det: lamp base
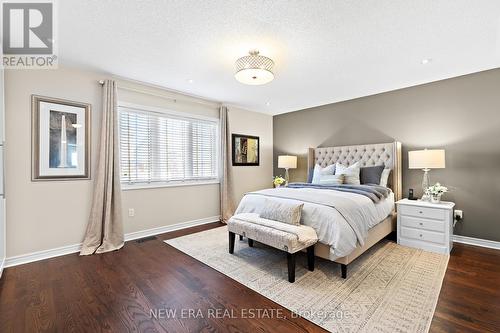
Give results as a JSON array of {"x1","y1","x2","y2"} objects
[
  {"x1": 421, "y1": 168, "x2": 431, "y2": 201},
  {"x1": 285, "y1": 168, "x2": 290, "y2": 186}
]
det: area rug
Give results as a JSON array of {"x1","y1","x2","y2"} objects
[{"x1": 165, "y1": 226, "x2": 448, "y2": 333}]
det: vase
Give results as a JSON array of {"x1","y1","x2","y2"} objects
[{"x1": 431, "y1": 194, "x2": 441, "y2": 203}]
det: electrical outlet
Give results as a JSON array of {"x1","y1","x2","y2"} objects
[
  {"x1": 455, "y1": 209, "x2": 463, "y2": 220},
  {"x1": 128, "y1": 208, "x2": 135, "y2": 217}
]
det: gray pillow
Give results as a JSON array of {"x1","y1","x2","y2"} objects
[
  {"x1": 260, "y1": 199, "x2": 304, "y2": 225},
  {"x1": 360, "y1": 165, "x2": 385, "y2": 185}
]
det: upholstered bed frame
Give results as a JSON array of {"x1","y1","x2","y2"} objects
[{"x1": 307, "y1": 141, "x2": 402, "y2": 277}]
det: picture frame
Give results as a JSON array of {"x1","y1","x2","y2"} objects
[
  {"x1": 232, "y1": 133, "x2": 259, "y2": 166},
  {"x1": 31, "y1": 95, "x2": 91, "y2": 181}
]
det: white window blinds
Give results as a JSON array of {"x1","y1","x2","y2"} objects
[{"x1": 118, "y1": 106, "x2": 219, "y2": 185}]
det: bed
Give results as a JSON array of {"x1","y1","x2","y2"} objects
[{"x1": 234, "y1": 141, "x2": 402, "y2": 278}]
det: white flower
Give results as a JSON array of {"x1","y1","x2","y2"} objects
[{"x1": 427, "y1": 182, "x2": 449, "y2": 195}]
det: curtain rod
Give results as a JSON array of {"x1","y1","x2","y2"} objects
[{"x1": 97, "y1": 80, "x2": 219, "y2": 107}]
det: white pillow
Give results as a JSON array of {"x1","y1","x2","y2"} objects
[
  {"x1": 318, "y1": 174, "x2": 345, "y2": 186},
  {"x1": 335, "y1": 162, "x2": 361, "y2": 185},
  {"x1": 311, "y1": 164, "x2": 335, "y2": 184},
  {"x1": 379, "y1": 168, "x2": 391, "y2": 187}
]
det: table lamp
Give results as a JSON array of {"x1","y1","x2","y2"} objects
[
  {"x1": 278, "y1": 155, "x2": 297, "y2": 186},
  {"x1": 408, "y1": 149, "x2": 445, "y2": 200}
]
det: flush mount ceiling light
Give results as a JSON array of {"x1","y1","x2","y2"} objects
[{"x1": 235, "y1": 50, "x2": 275, "y2": 85}]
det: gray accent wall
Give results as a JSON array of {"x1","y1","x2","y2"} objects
[{"x1": 274, "y1": 68, "x2": 500, "y2": 242}]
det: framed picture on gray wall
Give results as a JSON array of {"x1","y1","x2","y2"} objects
[
  {"x1": 232, "y1": 133, "x2": 259, "y2": 166},
  {"x1": 31, "y1": 95, "x2": 91, "y2": 181}
]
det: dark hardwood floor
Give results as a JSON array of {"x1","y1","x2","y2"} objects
[
  {"x1": 430, "y1": 243, "x2": 500, "y2": 332},
  {"x1": 0, "y1": 222, "x2": 498, "y2": 333}
]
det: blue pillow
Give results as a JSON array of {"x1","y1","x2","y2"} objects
[{"x1": 307, "y1": 167, "x2": 314, "y2": 183}]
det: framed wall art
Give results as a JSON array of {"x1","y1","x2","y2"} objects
[
  {"x1": 31, "y1": 95, "x2": 91, "y2": 180},
  {"x1": 232, "y1": 133, "x2": 259, "y2": 166}
]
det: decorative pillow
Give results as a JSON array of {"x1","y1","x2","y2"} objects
[
  {"x1": 307, "y1": 167, "x2": 314, "y2": 183},
  {"x1": 260, "y1": 199, "x2": 304, "y2": 225},
  {"x1": 379, "y1": 168, "x2": 392, "y2": 187},
  {"x1": 318, "y1": 174, "x2": 345, "y2": 186},
  {"x1": 335, "y1": 162, "x2": 361, "y2": 185},
  {"x1": 360, "y1": 165, "x2": 385, "y2": 185},
  {"x1": 311, "y1": 164, "x2": 335, "y2": 184}
]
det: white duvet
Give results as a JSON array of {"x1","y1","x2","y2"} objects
[{"x1": 234, "y1": 188, "x2": 395, "y2": 259}]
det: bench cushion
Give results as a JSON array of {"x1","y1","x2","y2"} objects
[{"x1": 228, "y1": 214, "x2": 318, "y2": 253}]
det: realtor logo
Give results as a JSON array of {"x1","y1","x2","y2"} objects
[{"x1": 1, "y1": 1, "x2": 57, "y2": 68}]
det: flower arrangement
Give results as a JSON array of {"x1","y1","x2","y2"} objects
[
  {"x1": 273, "y1": 176, "x2": 286, "y2": 187},
  {"x1": 425, "y1": 183, "x2": 448, "y2": 203}
]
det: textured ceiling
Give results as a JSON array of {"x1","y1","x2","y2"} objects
[{"x1": 59, "y1": 0, "x2": 500, "y2": 114}]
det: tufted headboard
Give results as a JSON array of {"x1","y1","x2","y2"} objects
[{"x1": 307, "y1": 142, "x2": 402, "y2": 200}]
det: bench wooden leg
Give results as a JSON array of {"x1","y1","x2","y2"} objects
[
  {"x1": 287, "y1": 253, "x2": 296, "y2": 283},
  {"x1": 239, "y1": 235, "x2": 243, "y2": 241},
  {"x1": 307, "y1": 245, "x2": 315, "y2": 271},
  {"x1": 341, "y1": 264, "x2": 347, "y2": 279},
  {"x1": 248, "y1": 238, "x2": 254, "y2": 247},
  {"x1": 229, "y1": 232, "x2": 235, "y2": 254}
]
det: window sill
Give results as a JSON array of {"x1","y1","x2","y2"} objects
[{"x1": 121, "y1": 179, "x2": 220, "y2": 191}]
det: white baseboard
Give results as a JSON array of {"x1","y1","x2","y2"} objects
[
  {"x1": 4, "y1": 242, "x2": 82, "y2": 268},
  {"x1": 453, "y1": 235, "x2": 500, "y2": 250},
  {"x1": 124, "y1": 215, "x2": 220, "y2": 242},
  {"x1": 0, "y1": 257, "x2": 5, "y2": 278},
  {"x1": 4, "y1": 216, "x2": 220, "y2": 268}
]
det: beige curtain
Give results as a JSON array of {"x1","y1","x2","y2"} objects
[
  {"x1": 80, "y1": 80, "x2": 124, "y2": 255},
  {"x1": 220, "y1": 106, "x2": 234, "y2": 223}
]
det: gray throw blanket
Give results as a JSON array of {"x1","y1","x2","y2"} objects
[{"x1": 287, "y1": 183, "x2": 391, "y2": 203}]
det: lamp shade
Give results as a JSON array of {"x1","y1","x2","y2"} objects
[
  {"x1": 278, "y1": 155, "x2": 297, "y2": 169},
  {"x1": 408, "y1": 149, "x2": 445, "y2": 169}
]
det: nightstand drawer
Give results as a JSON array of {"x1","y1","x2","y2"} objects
[
  {"x1": 399, "y1": 205, "x2": 445, "y2": 221},
  {"x1": 400, "y1": 215, "x2": 445, "y2": 233},
  {"x1": 400, "y1": 226, "x2": 445, "y2": 244}
]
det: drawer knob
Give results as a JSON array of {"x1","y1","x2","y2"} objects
[
  {"x1": 419, "y1": 222, "x2": 423, "y2": 226},
  {"x1": 419, "y1": 211, "x2": 423, "y2": 214},
  {"x1": 419, "y1": 234, "x2": 423, "y2": 237}
]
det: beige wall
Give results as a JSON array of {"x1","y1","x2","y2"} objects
[
  {"x1": 274, "y1": 68, "x2": 500, "y2": 242},
  {"x1": 0, "y1": 66, "x2": 5, "y2": 268},
  {"x1": 116, "y1": 81, "x2": 221, "y2": 235},
  {"x1": 5, "y1": 66, "x2": 273, "y2": 257},
  {"x1": 228, "y1": 107, "x2": 274, "y2": 203}
]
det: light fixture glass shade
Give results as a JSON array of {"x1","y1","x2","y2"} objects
[
  {"x1": 235, "y1": 50, "x2": 274, "y2": 85},
  {"x1": 408, "y1": 149, "x2": 445, "y2": 169},
  {"x1": 278, "y1": 155, "x2": 297, "y2": 169}
]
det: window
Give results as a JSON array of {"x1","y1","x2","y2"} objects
[{"x1": 118, "y1": 104, "x2": 219, "y2": 187}]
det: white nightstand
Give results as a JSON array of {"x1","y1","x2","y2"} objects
[{"x1": 396, "y1": 199, "x2": 455, "y2": 254}]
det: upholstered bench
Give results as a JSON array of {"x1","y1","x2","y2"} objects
[{"x1": 227, "y1": 213, "x2": 318, "y2": 283}]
